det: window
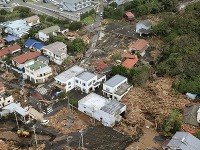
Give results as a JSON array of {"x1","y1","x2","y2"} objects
[
  {"x1": 76, "y1": 80, "x2": 78, "y2": 83},
  {"x1": 84, "y1": 106, "x2": 86, "y2": 108},
  {"x1": 83, "y1": 83, "x2": 85, "y2": 86},
  {"x1": 106, "y1": 87, "x2": 110, "y2": 91},
  {"x1": 93, "y1": 80, "x2": 96, "y2": 83},
  {"x1": 7, "y1": 100, "x2": 10, "y2": 103},
  {"x1": 68, "y1": 82, "x2": 71, "y2": 85}
]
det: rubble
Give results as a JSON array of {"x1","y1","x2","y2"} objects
[
  {"x1": 47, "y1": 107, "x2": 89, "y2": 134},
  {"x1": 1, "y1": 71, "x2": 16, "y2": 81},
  {"x1": 114, "y1": 77, "x2": 189, "y2": 136}
]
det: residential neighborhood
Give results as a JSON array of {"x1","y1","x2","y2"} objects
[{"x1": 0, "y1": 0, "x2": 200, "y2": 149}]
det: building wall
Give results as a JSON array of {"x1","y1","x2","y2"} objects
[
  {"x1": 24, "y1": 66, "x2": 52, "y2": 84},
  {"x1": 38, "y1": 32, "x2": 49, "y2": 42},
  {"x1": 0, "y1": 95, "x2": 14, "y2": 109},
  {"x1": 75, "y1": 75, "x2": 97, "y2": 93}
]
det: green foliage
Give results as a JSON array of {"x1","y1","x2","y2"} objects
[
  {"x1": 161, "y1": 109, "x2": 182, "y2": 136},
  {"x1": 69, "y1": 98, "x2": 78, "y2": 107},
  {"x1": 155, "y1": 2, "x2": 200, "y2": 94},
  {"x1": 112, "y1": 53, "x2": 121, "y2": 61},
  {"x1": 111, "y1": 64, "x2": 152, "y2": 85},
  {"x1": 68, "y1": 38, "x2": 85, "y2": 54},
  {"x1": 0, "y1": 9, "x2": 7, "y2": 15},
  {"x1": 195, "y1": 130, "x2": 200, "y2": 139},
  {"x1": 58, "y1": 92, "x2": 67, "y2": 99},
  {"x1": 104, "y1": 5, "x2": 124, "y2": 20},
  {"x1": 80, "y1": 9, "x2": 95, "y2": 20},
  {"x1": 69, "y1": 21, "x2": 82, "y2": 31},
  {"x1": 13, "y1": 6, "x2": 32, "y2": 18}
]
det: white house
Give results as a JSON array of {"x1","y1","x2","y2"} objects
[
  {"x1": 42, "y1": 42, "x2": 67, "y2": 65},
  {"x1": 38, "y1": 25, "x2": 60, "y2": 42},
  {"x1": 0, "y1": 93, "x2": 14, "y2": 109},
  {"x1": 62, "y1": 0, "x2": 91, "y2": 12},
  {"x1": 54, "y1": 65, "x2": 106, "y2": 93},
  {"x1": 24, "y1": 15, "x2": 40, "y2": 27},
  {"x1": 136, "y1": 20, "x2": 152, "y2": 36},
  {"x1": 4, "y1": 20, "x2": 30, "y2": 38},
  {"x1": 102, "y1": 74, "x2": 132, "y2": 101},
  {"x1": 75, "y1": 71, "x2": 106, "y2": 93},
  {"x1": 78, "y1": 93, "x2": 126, "y2": 127},
  {"x1": 54, "y1": 65, "x2": 85, "y2": 92},
  {"x1": 24, "y1": 60, "x2": 52, "y2": 84}
]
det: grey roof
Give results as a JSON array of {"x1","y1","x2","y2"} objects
[
  {"x1": 3, "y1": 103, "x2": 27, "y2": 116},
  {"x1": 138, "y1": 20, "x2": 152, "y2": 27},
  {"x1": 183, "y1": 105, "x2": 199, "y2": 126},
  {"x1": 104, "y1": 74, "x2": 126, "y2": 87},
  {"x1": 55, "y1": 65, "x2": 84, "y2": 83},
  {"x1": 39, "y1": 25, "x2": 60, "y2": 35},
  {"x1": 100, "y1": 100, "x2": 125, "y2": 115},
  {"x1": 43, "y1": 42, "x2": 67, "y2": 56},
  {"x1": 167, "y1": 132, "x2": 200, "y2": 150},
  {"x1": 63, "y1": 0, "x2": 81, "y2": 4},
  {"x1": 37, "y1": 56, "x2": 49, "y2": 62},
  {"x1": 76, "y1": 71, "x2": 96, "y2": 81}
]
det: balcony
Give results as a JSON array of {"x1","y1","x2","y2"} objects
[{"x1": 53, "y1": 82, "x2": 66, "y2": 91}]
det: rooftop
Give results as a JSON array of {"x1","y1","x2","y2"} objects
[
  {"x1": 114, "y1": 83, "x2": 132, "y2": 96},
  {"x1": 167, "y1": 132, "x2": 200, "y2": 150},
  {"x1": 137, "y1": 20, "x2": 152, "y2": 27},
  {"x1": 39, "y1": 25, "x2": 60, "y2": 35},
  {"x1": 125, "y1": 12, "x2": 134, "y2": 17},
  {"x1": 0, "y1": 44, "x2": 21, "y2": 57},
  {"x1": 129, "y1": 39, "x2": 149, "y2": 51},
  {"x1": 28, "y1": 61, "x2": 46, "y2": 71},
  {"x1": 3, "y1": 103, "x2": 27, "y2": 116},
  {"x1": 76, "y1": 71, "x2": 96, "y2": 81},
  {"x1": 100, "y1": 100, "x2": 125, "y2": 115},
  {"x1": 104, "y1": 75, "x2": 127, "y2": 87},
  {"x1": 122, "y1": 57, "x2": 138, "y2": 69},
  {"x1": 24, "y1": 15, "x2": 39, "y2": 23},
  {"x1": 43, "y1": 42, "x2": 66, "y2": 56},
  {"x1": 55, "y1": 65, "x2": 84, "y2": 83},
  {"x1": 37, "y1": 55, "x2": 49, "y2": 62},
  {"x1": 79, "y1": 93, "x2": 109, "y2": 111},
  {"x1": 13, "y1": 52, "x2": 40, "y2": 64},
  {"x1": 6, "y1": 20, "x2": 28, "y2": 29}
]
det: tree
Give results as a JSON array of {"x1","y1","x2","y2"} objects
[
  {"x1": 161, "y1": 109, "x2": 182, "y2": 136},
  {"x1": 0, "y1": 9, "x2": 7, "y2": 15},
  {"x1": 68, "y1": 38, "x2": 85, "y2": 54},
  {"x1": 110, "y1": 65, "x2": 128, "y2": 77},
  {"x1": 69, "y1": 21, "x2": 82, "y2": 31},
  {"x1": 58, "y1": 92, "x2": 67, "y2": 99},
  {"x1": 195, "y1": 130, "x2": 200, "y2": 139}
]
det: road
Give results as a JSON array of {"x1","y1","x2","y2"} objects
[{"x1": 84, "y1": 2, "x2": 104, "y2": 58}]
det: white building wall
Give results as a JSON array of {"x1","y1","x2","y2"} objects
[
  {"x1": 38, "y1": 32, "x2": 49, "y2": 42},
  {"x1": 0, "y1": 95, "x2": 14, "y2": 109}
]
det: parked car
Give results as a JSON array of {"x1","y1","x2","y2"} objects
[{"x1": 41, "y1": 120, "x2": 49, "y2": 125}]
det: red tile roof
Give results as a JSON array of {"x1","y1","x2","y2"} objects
[
  {"x1": 121, "y1": 53, "x2": 135, "y2": 59},
  {"x1": 95, "y1": 58, "x2": 107, "y2": 71},
  {"x1": 0, "y1": 44, "x2": 21, "y2": 57},
  {"x1": 13, "y1": 52, "x2": 40, "y2": 64},
  {"x1": 125, "y1": 12, "x2": 134, "y2": 17},
  {"x1": 122, "y1": 57, "x2": 138, "y2": 69},
  {"x1": 129, "y1": 39, "x2": 149, "y2": 51}
]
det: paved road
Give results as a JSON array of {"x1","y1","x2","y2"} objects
[{"x1": 84, "y1": 2, "x2": 104, "y2": 58}]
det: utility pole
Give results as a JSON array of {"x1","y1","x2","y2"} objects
[
  {"x1": 33, "y1": 125, "x2": 38, "y2": 147},
  {"x1": 14, "y1": 110, "x2": 19, "y2": 129},
  {"x1": 78, "y1": 129, "x2": 84, "y2": 150}
]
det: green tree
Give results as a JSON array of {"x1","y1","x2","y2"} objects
[
  {"x1": 58, "y1": 92, "x2": 67, "y2": 99},
  {"x1": 68, "y1": 38, "x2": 85, "y2": 54},
  {"x1": 161, "y1": 109, "x2": 182, "y2": 136},
  {"x1": 0, "y1": 9, "x2": 7, "y2": 15},
  {"x1": 195, "y1": 130, "x2": 200, "y2": 139},
  {"x1": 111, "y1": 65, "x2": 128, "y2": 77},
  {"x1": 69, "y1": 21, "x2": 82, "y2": 31}
]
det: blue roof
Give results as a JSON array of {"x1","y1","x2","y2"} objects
[
  {"x1": 4, "y1": 35, "x2": 20, "y2": 42},
  {"x1": 24, "y1": 39, "x2": 38, "y2": 47},
  {"x1": 33, "y1": 42, "x2": 45, "y2": 50},
  {"x1": 24, "y1": 39, "x2": 45, "y2": 50}
]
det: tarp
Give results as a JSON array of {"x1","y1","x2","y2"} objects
[
  {"x1": 186, "y1": 93, "x2": 198, "y2": 100},
  {"x1": 4, "y1": 35, "x2": 20, "y2": 42}
]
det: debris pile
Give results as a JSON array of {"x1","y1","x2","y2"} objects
[
  {"x1": 1, "y1": 71, "x2": 16, "y2": 81},
  {"x1": 0, "y1": 140, "x2": 18, "y2": 150},
  {"x1": 115, "y1": 77, "x2": 189, "y2": 136},
  {"x1": 47, "y1": 107, "x2": 89, "y2": 134}
]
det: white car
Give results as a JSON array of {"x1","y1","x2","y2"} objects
[
  {"x1": 41, "y1": 120, "x2": 49, "y2": 125},
  {"x1": 100, "y1": 12, "x2": 103, "y2": 17}
]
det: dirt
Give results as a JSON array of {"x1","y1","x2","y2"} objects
[
  {"x1": 114, "y1": 77, "x2": 189, "y2": 142},
  {"x1": 46, "y1": 107, "x2": 90, "y2": 134},
  {"x1": 1, "y1": 71, "x2": 16, "y2": 82}
]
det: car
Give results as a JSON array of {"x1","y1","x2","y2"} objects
[
  {"x1": 100, "y1": 12, "x2": 103, "y2": 17},
  {"x1": 41, "y1": 120, "x2": 49, "y2": 125}
]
